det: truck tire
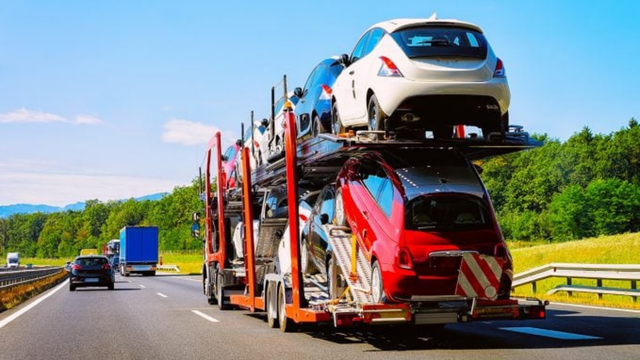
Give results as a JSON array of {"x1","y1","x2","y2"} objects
[
  {"x1": 278, "y1": 283, "x2": 294, "y2": 332},
  {"x1": 267, "y1": 281, "x2": 278, "y2": 328},
  {"x1": 217, "y1": 273, "x2": 229, "y2": 310}
]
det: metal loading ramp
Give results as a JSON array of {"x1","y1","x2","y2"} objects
[{"x1": 327, "y1": 225, "x2": 373, "y2": 304}]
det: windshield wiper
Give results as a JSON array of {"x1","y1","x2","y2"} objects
[{"x1": 416, "y1": 39, "x2": 450, "y2": 46}]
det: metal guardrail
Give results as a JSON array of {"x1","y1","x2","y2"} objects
[
  {"x1": 513, "y1": 263, "x2": 640, "y2": 302},
  {"x1": 0, "y1": 267, "x2": 65, "y2": 290}
]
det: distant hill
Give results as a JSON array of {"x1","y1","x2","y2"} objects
[{"x1": 0, "y1": 193, "x2": 168, "y2": 218}]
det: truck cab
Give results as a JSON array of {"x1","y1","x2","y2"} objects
[{"x1": 6, "y1": 252, "x2": 20, "y2": 269}]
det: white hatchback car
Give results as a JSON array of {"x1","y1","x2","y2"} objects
[{"x1": 331, "y1": 16, "x2": 510, "y2": 139}]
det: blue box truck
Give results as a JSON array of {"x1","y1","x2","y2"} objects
[{"x1": 119, "y1": 226, "x2": 159, "y2": 276}]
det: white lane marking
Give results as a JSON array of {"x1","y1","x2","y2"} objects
[
  {"x1": 551, "y1": 302, "x2": 640, "y2": 314},
  {"x1": 139, "y1": 285, "x2": 146, "y2": 288},
  {"x1": 192, "y1": 310, "x2": 220, "y2": 323},
  {"x1": 0, "y1": 279, "x2": 68, "y2": 330},
  {"x1": 500, "y1": 327, "x2": 602, "y2": 340},
  {"x1": 157, "y1": 293, "x2": 168, "y2": 298}
]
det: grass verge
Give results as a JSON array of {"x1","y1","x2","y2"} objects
[
  {"x1": 159, "y1": 252, "x2": 202, "y2": 275},
  {"x1": 510, "y1": 232, "x2": 640, "y2": 310},
  {"x1": 0, "y1": 270, "x2": 68, "y2": 313}
]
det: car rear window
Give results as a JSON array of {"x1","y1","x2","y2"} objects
[
  {"x1": 391, "y1": 26, "x2": 488, "y2": 59},
  {"x1": 75, "y1": 257, "x2": 108, "y2": 266},
  {"x1": 405, "y1": 194, "x2": 492, "y2": 231}
]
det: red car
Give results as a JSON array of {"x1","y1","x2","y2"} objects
[{"x1": 335, "y1": 148, "x2": 512, "y2": 303}]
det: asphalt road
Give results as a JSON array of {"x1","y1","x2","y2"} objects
[{"x1": 1, "y1": 273, "x2": 639, "y2": 360}]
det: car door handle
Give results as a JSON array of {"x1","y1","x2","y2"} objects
[
  {"x1": 349, "y1": 70, "x2": 355, "y2": 75},
  {"x1": 362, "y1": 210, "x2": 368, "y2": 220}
]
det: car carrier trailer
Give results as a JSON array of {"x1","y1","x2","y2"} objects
[{"x1": 199, "y1": 105, "x2": 547, "y2": 332}]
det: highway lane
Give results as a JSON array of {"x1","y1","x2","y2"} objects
[{"x1": 1, "y1": 273, "x2": 639, "y2": 360}]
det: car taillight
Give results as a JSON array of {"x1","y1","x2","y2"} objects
[
  {"x1": 493, "y1": 58, "x2": 506, "y2": 78},
  {"x1": 103, "y1": 263, "x2": 111, "y2": 270},
  {"x1": 378, "y1": 56, "x2": 403, "y2": 77},
  {"x1": 71, "y1": 264, "x2": 81, "y2": 270},
  {"x1": 494, "y1": 243, "x2": 509, "y2": 258},
  {"x1": 319, "y1": 84, "x2": 332, "y2": 100},
  {"x1": 397, "y1": 247, "x2": 414, "y2": 270}
]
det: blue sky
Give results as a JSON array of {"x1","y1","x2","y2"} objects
[{"x1": 0, "y1": 0, "x2": 638, "y2": 206}]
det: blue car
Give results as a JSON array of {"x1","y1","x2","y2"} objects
[{"x1": 293, "y1": 57, "x2": 345, "y2": 138}]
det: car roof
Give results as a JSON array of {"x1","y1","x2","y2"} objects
[
  {"x1": 368, "y1": 16, "x2": 483, "y2": 34},
  {"x1": 75, "y1": 255, "x2": 108, "y2": 260}
]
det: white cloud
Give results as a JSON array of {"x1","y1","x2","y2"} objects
[
  {"x1": 0, "y1": 170, "x2": 183, "y2": 207},
  {"x1": 162, "y1": 118, "x2": 235, "y2": 146},
  {"x1": 0, "y1": 108, "x2": 103, "y2": 126},
  {"x1": 0, "y1": 108, "x2": 68, "y2": 124},
  {"x1": 75, "y1": 114, "x2": 103, "y2": 125}
]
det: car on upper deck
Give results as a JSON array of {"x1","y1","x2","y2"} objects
[
  {"x1": 331, "y1": 15, "x2": 510, "y2": 139},
  {"x1": 333, "y1": 148, "x2": 512, "y2": 303},
  {"x1": 293, "y1": 57, "x2": 345, "y2": 139}
]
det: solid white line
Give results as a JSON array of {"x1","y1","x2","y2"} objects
[
  {"x1": 500, "y1": 327, "x2": 602, "y2": 340},
  {"x1": 139, "y1": 285, "x2": 146, "y2": 288},
  {"x1": 0, "y1": 279, "x2": 69, "y2": 330},
  {"x1": 550, "y1": 302, "x2": 640, "y2": 314},
  {"x1": 192, "y1": 310, "x2": 219, "y2": 323},
  {"x1": 157, "y1": 292, "x2": 168, "y2": 298}
]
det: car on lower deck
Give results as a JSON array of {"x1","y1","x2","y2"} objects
[
  {"x1": 69, "y1": 255, "x2": 115, "y2": 291},
  {"x1": 334, "y1": 148, "x2": 512, "y2": 303},
  {"x1": 331, "y1": 16, "x2": 510, "y2": 139}
]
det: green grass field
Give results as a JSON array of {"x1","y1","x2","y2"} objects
[{"x1": 510, "y1": 232, "x2": 640, "y2": 309}]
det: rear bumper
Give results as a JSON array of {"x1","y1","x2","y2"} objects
[{"x1": 70, "y1": 275, "x2": 114, "y2": 287}]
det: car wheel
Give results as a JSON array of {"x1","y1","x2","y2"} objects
[
  {"x1": 301, "y1": 240, "x2": 312, "y2": 274},
  {"x1": 108, "y1": 284, "x2": 114, "y2": 290},
  {"x1": 331, "y1": 101, "x2": 344, "y2": 135},
  {"x1": 367, "y1": 94, "x2": 385, "y2": 131},
  {"x1": 311, "y1": 114, "x2": 323, "y2": 138},
  {"x1": 334, "y1": 188, "x2": 347, "y2": 227},
  {"x1": 69, "y1": 283, "x2": 76, "y2": 292},
  {"x1": 371, "y1": 260, "x2": 385, "y2": 303}
]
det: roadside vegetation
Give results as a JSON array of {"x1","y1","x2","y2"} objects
[
  {"x1": 511, "y1": 232, "x2": 640, "y2": 309},
  {"x1": 0, "y1": 270, "x2": 68, "y2": 312}
]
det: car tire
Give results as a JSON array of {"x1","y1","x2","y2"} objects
[
  {"x1": 371, "y1": 260, "x2": 385, "y2": 303},
  {"x1": 108, "y1": 284, "x2": 114, "y2": 291},
  {"x1": 69, "y1": 283, "x2": 76, "y2": 292},
  {"x1": 331, "y1": 101, "x2": 345, "y2": 135},
  {"x1": 301, "y1": 240, "x2": 312, "y2": 274},
  {"x1": 327, "y1": 254, "x2": 342, "y2": 300},
  {"x1": 311, "y1": 114, "x2": 323, "y2": 138},
  {"x1": 367, "y1": 94, "x2": 385, "y2": 131}
]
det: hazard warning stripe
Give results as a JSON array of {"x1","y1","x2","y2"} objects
[
  {"x1": 456, "y1": 253, "x2": 505, "y2": 300},
  {"x1": 460, "y1": 260, "x2": 488, "y2": 297}
]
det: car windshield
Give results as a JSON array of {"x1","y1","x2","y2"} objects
[
  {"x1": 405, "y1": 194, "x2": 492, "y2": 231},
  {"x1": 8, "y1": 258, "x2": 18, "y2": 263},
  {"x1": 391, "y1": 26, "x2": 488, "y2": 59},
  {"x1": 75, "y1": 257, "x2": 108, "y2": 266}
]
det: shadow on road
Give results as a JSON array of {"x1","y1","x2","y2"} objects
[
  {"x1": 244, "y1": 309, "x2": 640, "y2": 351},
  {"x1": 73, "y1": 288, "x2": 140, "y2": 292}
]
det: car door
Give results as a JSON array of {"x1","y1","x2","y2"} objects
[
  {"x1": 297, "y1": 64, "x2": 322, "y2": 136},
  {"x1": 334, "y1": 30, "x2": 371, "y2": 123},
  {"x1": 347, "y1": 159, "x2": 382, "y2": 255},
  {"x1": 349, "y1": 28, "x2": 386, "y2": 122}
]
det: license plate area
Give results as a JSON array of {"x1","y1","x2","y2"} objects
[{"x1": 85, "y1": 278, "x2": 99, "y2": 283}]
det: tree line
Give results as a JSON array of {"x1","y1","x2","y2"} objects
[
  {"x1": 0, "y1": 181, "x2": 204, "y2": 258},
  {"x1": 1, "y1": 118, "x2": 639, "y2": 258}
]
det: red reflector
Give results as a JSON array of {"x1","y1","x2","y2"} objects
[
  {"x1": 378, "y1": 56, "x2": 403, "y2": 77},
  {"x1": 494, "y1": 58, "x2": 505, "y2": 77},
  {"x1": 321, "y1": 84, "x2": 332, "y2": 96}
]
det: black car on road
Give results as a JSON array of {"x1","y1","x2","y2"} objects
[{"x1": 69, "y1": 255, "x2": 115, "y2": 291}]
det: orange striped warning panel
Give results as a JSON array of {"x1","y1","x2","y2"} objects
[{"x1": 456, "y1": 253, "x2": 506, "y2": 300}]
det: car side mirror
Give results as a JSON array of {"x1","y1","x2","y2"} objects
[
  {"x1": 338, "y1": 53, "x2": 350, "y2": 66},
  {"x1": 473, "y1": 164, "x2": 483, "y2": 175},
  {"x1": 293, "y1": 87, "x2": 304, "y2": 98},
  {"x1": 320, "y1": 213, "x2": 329, "y2": 225}
]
